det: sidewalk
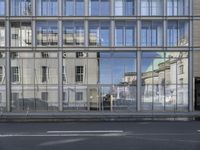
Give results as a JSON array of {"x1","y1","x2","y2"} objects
[{"x1": 1, "y1": 111, "x2": 200, "y2": 122}]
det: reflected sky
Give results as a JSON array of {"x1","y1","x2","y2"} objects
[{"x1": 99, "y1": 52, "x2": 136, "y2": 84}]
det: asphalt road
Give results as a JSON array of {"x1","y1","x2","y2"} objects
[{"x1": 0, "y1": 121, "x2": 200, "y2": 150}]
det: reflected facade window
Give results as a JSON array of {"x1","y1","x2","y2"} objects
[
  {"x1": 167, "y1": 0, "x2": 189, "y2": 16},
  {"x1": 75, "y1": 66, "x2": 84, "y2": 83},
  {"x1": 0, "y1": 22, "x2": 5, "y2": 47},
  {"x1": 141, "y1": 0, "x2": 163, "y2": 16},
  {"x1": 11, "y1": 0, "x2": 32, "y2": 16},
  {"x1": 37, "y1": 0, "x2": 58, "y2": 16},
  {"x1": 63, "y1": 0, "x2": 84, "y2": 16},
  {"x1": 115, "y1": 21, "x2": 136, "y2": 46},
  {"x1": 167, "y1": 21, "x2": 189, "y2": 46},
  {"x1": 36, "y1": 21, "x2": 58, "y2": 46},
  {"x1": 63, "y1": 21, "x2": 84, "y2": 46},
  {"x1": 89, "y1": 0, "x2": 110, "y2": 16},
  {"x1": 0, "y1": 0, "x2": 5, "y2": 16},
  {"x1": 89, "y1": 21, "x2": 110, "y2": 46},
  {"x1": 141, "y1": 52, "x2": 188, "y2": 111},
  {"x1": 141, "y1": 21, "x2": 163, "y2": 46},
  {"x1": 11, "y1": 22, "x2": 32, "y2": 47},
  {"x1": 115, "y1": 0, "x2": 135, "y2": 16}
]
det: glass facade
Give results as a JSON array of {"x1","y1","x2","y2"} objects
[
  {"x1": 115, "y1": 0, "x2": 135, "y2": 16},
  {"x1": 141, "y1": 0, "x2": 163, "y2": 16},
  {"x1": 141, "y1": 52, "x2": 188, "y2": 111},
  {"x1": 11, "y1": 0, "x2": 32, "y2": 16},
  {"x1": 167, "y1": 20, "x2": 189, "y2": 47},
  {"x1": 36, "y1": 21, "x2": 58, "y2": 46},
  {"x1": 0, "y1": 0, "x2": 5, "y2": 16},
  {"x1": 37, "y1": 0, "x2": 58, "y2": 16},
  {"x1": 89, "y1": 0, "x2": 110, "y2": 16},
  {"x1": 115, "y1": 21, "x2": 136, "y2": 46},
  {"x1": 167, "y1": 0, "x2": 189, "y2": 16},
  {"x1": 63, "y1": 21, "x2": 84, "y2": 46},
  {"x1": 11, "y1": 22, "x2": 32, "y2": 47},
  {"x1": 0, "y1": 22, "x2": 5, "y2": 47},
  {"x1": 141, "y1": 21, "x2": 163, "y2": 46},
  {"x1": 11, "y1": 52, "x2": 59, "y2": 112},
  {"x1": 64, "y1": 0, "x2": 84, "y2": 16},
  {"x1": 0, "y1": 0, "x2": 196, "y2": 113},
  {"x1": 89, "y1": 21, "x2": 110, "y2": 46}
]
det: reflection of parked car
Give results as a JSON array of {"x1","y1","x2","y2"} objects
[{"x1": 13, "y1": 98, "x2": 48, "y2": 111}]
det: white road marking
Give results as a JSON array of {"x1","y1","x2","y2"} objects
[
  {"x1": 47, "y1": 130, "x2": 124, "y2": 134},
  {"x1": 197, "y1": 130, "x2": 200, "y2": 132}
]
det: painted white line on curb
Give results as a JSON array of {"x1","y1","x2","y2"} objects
[{"x1": 47, "y1": 130, "x2": 124, "y2": 134}]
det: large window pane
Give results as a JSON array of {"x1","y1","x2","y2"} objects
[
  {"x1": 37, "y1": 21, "x2": 58, "y2": 46},
  {"x1": 141, "y1": 52, "x2": 189, "y2": 111},
  {"x1": 11, "y1": 52, "x2": 59, "y2": 112},
  {"x1": 37, "y1": 0, "x2": 58, "y2": 16},
  {"x1": 115, "y1": 21, "x2": 136, "y2": 46},
  {"x1": 89, "y1": 21, "x2": 110, "y2": 46},
  {"x1": 11, "y1": 22, "x2": 32, "y2": 47},
  {"x1": 167, "y1": 0, "x2": 189, "y2": 16},
  {"x1": 11, "y1": 0, "x2": 32, "y2": 16},
  {"x1": 141, "y1": 0, "x2": 163, "y2": 16},
  {"x1": 89, "y1": 0, "x2": 110, "y2": 16},
  {"x1": 115, "y1": 0, "x2": 135, "y2": 16},
  {"x1": 100, "y1": 52, "x2": 137, "y2": 111},
  {"x1": 167, "y1": 21, "x2": 189, "y2": 46},
  {"x1": 64, "y1": 0, "x2": 84, "y2": 16},
  {"x1": 141, "y1": 21, "x2": 163, "y2": 46},
  {"x1": 63, "y1": 21, "x2": 84, "y2": 46}
]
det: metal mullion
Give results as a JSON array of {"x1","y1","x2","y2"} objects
[
  {"x1": 175, "y1": 58, "x2": 178, "y2": 112},
  {"x1": 152, "y1": 58, "x2": 154, "y2": 111}
]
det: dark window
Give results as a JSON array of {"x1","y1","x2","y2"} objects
[
  {"x1": 42, "y1": 66, "x2": 48, "y2": 82},
  {"x1": 75, "y1": 66, "x2": 83, "y2": 82}
]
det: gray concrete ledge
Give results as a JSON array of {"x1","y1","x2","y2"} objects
[{"x1": 0, "y1": 112, "x2": 200, "y2": 122}]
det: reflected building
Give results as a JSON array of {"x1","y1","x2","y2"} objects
[{"x1": 0, "y1": 0, "x2": 200, "y2": 113}]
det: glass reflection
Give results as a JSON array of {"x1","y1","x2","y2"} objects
[
  {"x1": 141, "y1": 0, "x2": 163, "y2": 16},
  {"x1": 11, "y1": 0, "x2": 32, "y2": 16},
  {"x1": 63, "y1": 0, "x2": 84, "y2": 16},
  {"x1": 141, "y1": 52, "x2": 188, "y2": 111},
  {"x1": 0, "y1": 0, "x2": 5, "y2": 16},
  {"x1": 37, "y1": 0, "x2": 58, "y2": 16},
  {"x1": 62, "y1": 52, "x2": 137, "y2": 111},
  {"x1": 167, "y1": 0, "x2": 189, "y2": 16},
  {"x1": 63, "y1": 21, "x2": 84, "y2": 46},
  {"x1": 115, "y1": 0, "x2": 135, "y2": 16},
  {"x1": 0, "y1": 22, "x2": 5, "y2": 47},
  {"x1": 11, "y1": 52, "x2": 59, "y2": 112},
  {"x1": 89, "y1": 22, "x2": 110, "y2": 46},
  {"x1": 11, "y1": 22, "x2": 32, "y2": 47},
  {"x1": 37, "y1": 21, "x2": 58, "y2": 46},
  {"x1": 167, "y1": 21, "x2": 189, "y2": 46}
]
